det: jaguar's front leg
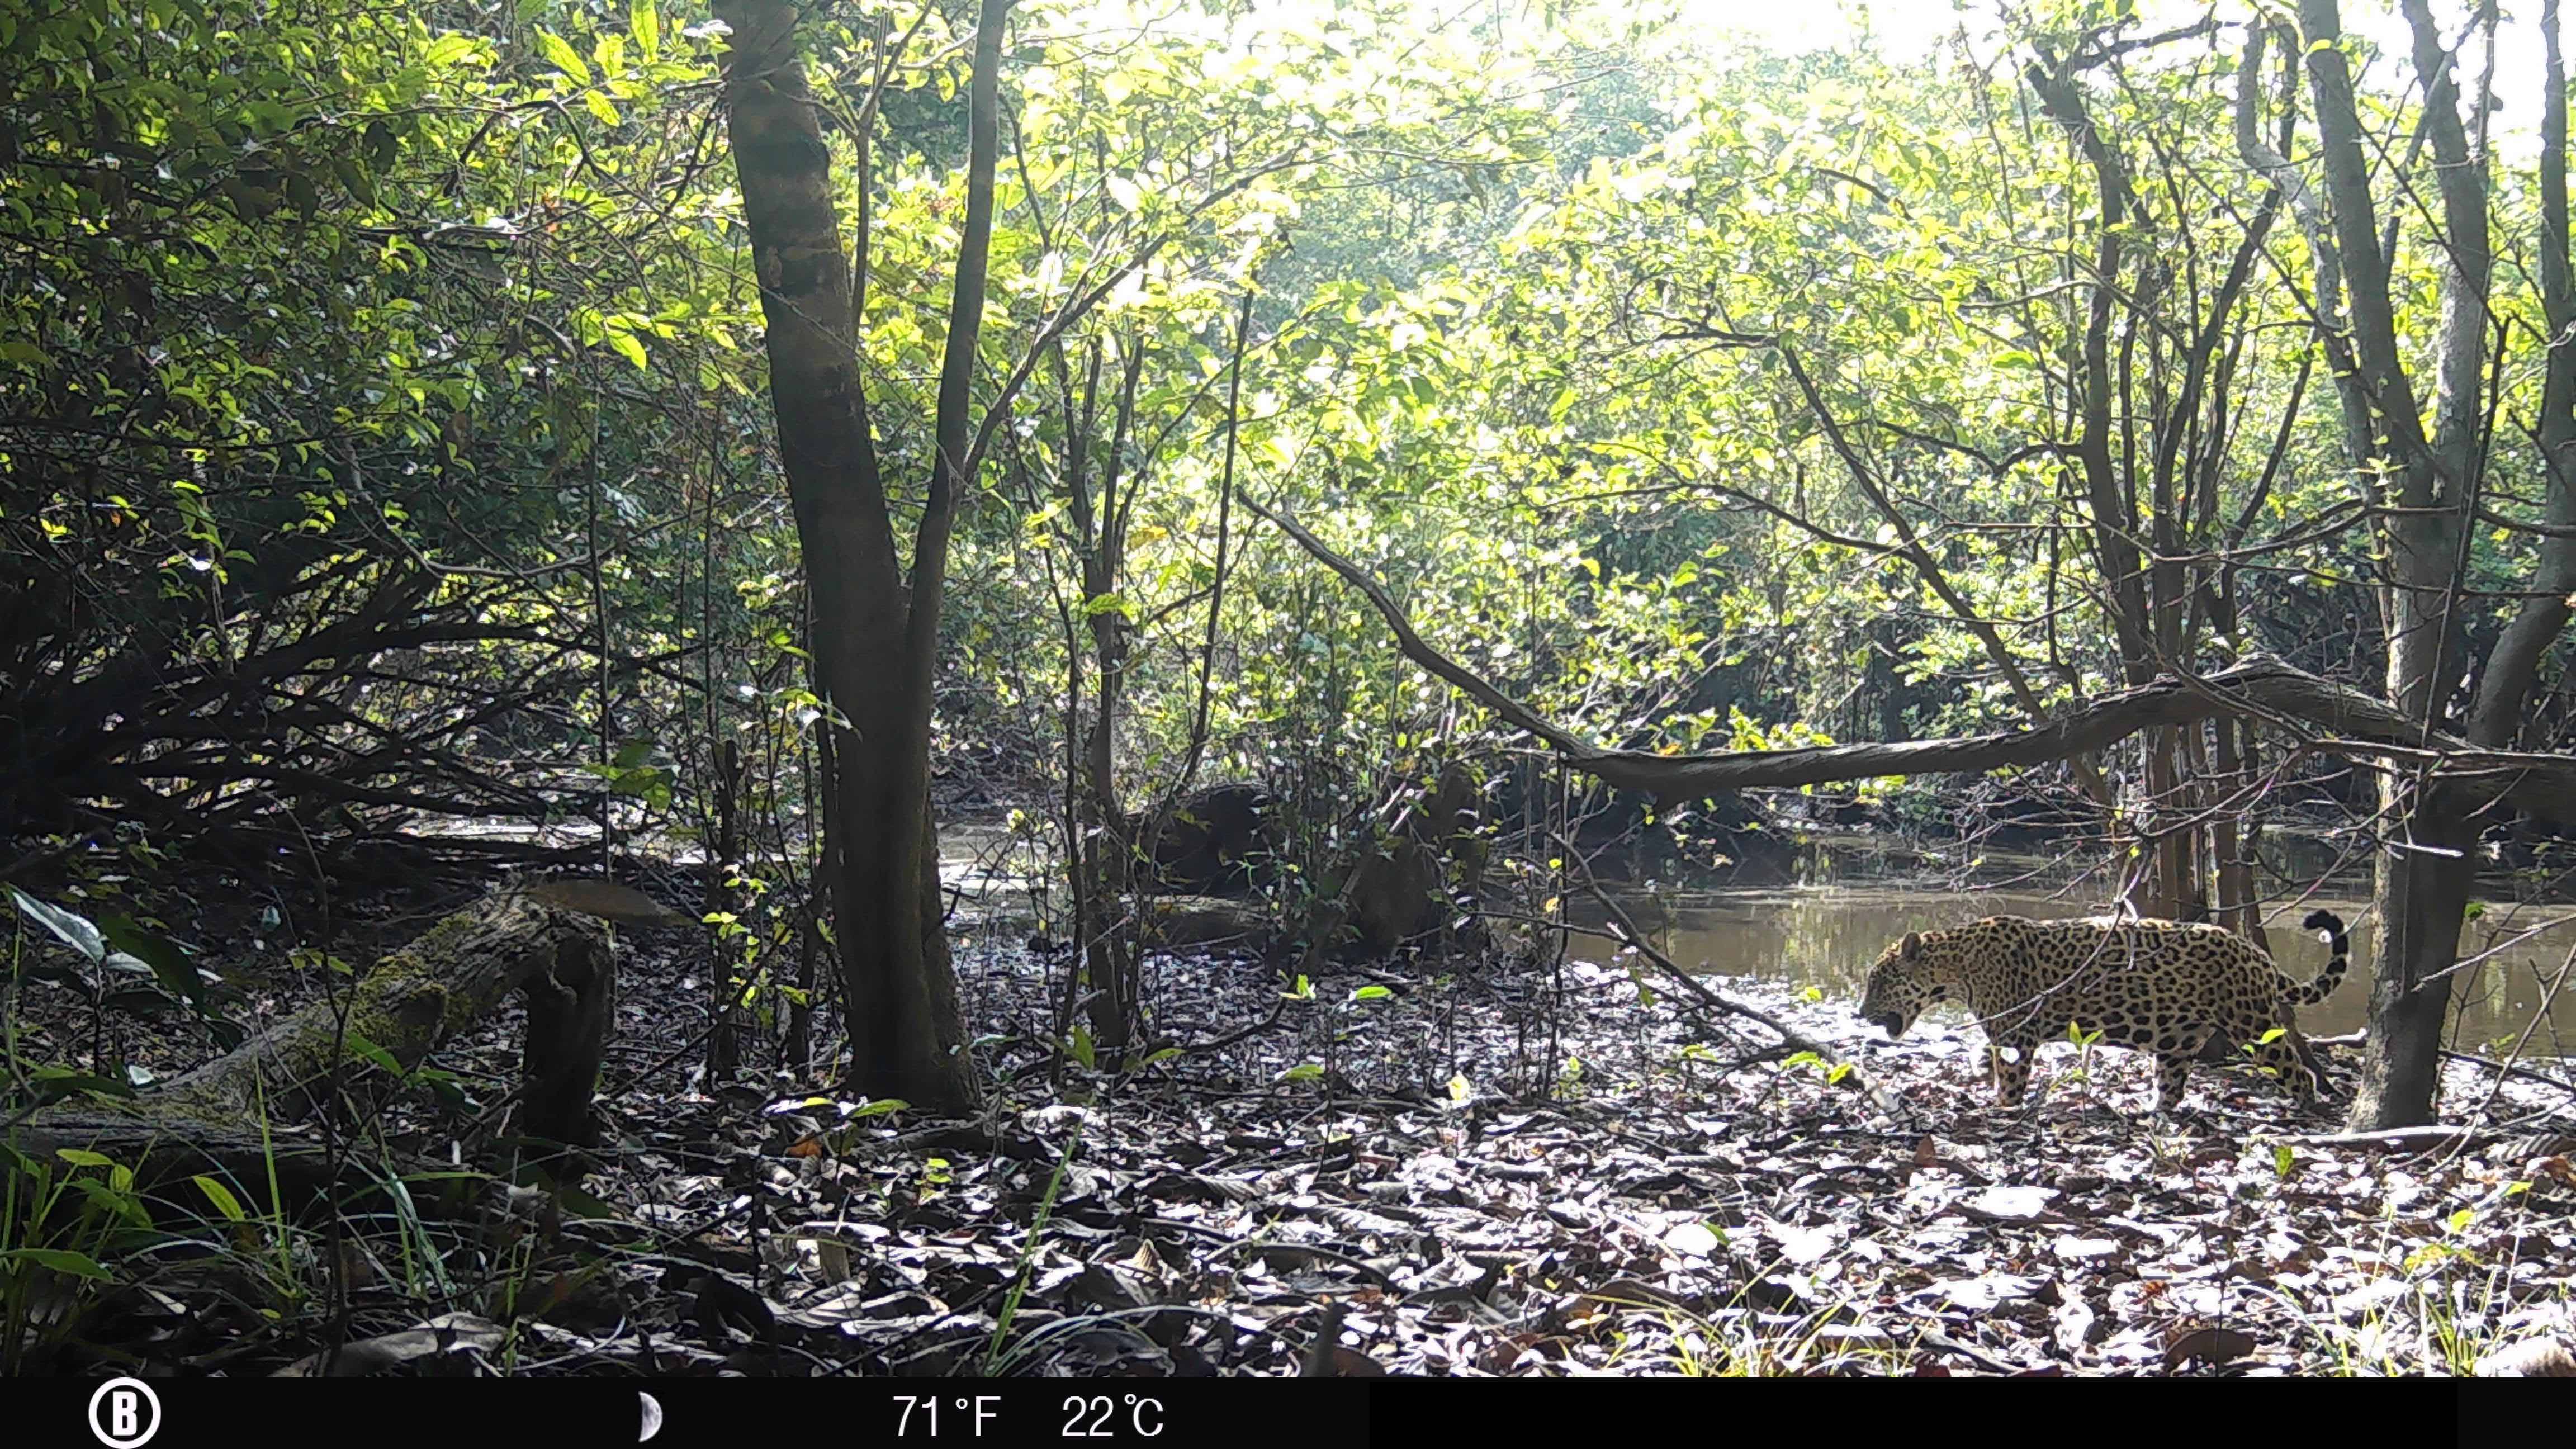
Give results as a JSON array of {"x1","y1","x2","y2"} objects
[{"x1": 1990, "y1": 1038, "x2": 2034, "y2": 1107}]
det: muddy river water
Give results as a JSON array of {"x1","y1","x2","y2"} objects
[
  {"x1": 1581, "y1": 878, "x2": 2576, "y2": 1053},
  {"x1": 940, "y1": 818, "x2": 2575, "y2": 1054}
]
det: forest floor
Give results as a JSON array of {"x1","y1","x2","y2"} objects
[{"x1": 14, "y1": 868, "x2": 2576, "y2": 1378}]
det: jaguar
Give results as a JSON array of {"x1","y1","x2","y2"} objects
[{"x1": 1857, "y1": 910, "x2": 2350, "y2": 1111}]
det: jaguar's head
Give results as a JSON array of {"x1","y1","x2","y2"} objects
[{"x1": 1858, "y1": 930, "x2": 1947, "y2": 1040}]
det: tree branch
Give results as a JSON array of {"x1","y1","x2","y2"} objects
[{"x1": 1251, "y1": 497, "x2": 2576, "y2": 820}]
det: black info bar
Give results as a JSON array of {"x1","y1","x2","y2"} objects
[{"x1": 40, "y1": 1374, "x2": 2520, "y2": 1449}]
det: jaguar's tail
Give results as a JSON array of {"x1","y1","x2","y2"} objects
[{"x1": 2285, "y1": 910, "x2": 2350, "y2": 1006}]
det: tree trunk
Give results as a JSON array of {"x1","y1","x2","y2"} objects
[
  {"x1": 718, "y1": 0, "x2": 1008, "y2": 1113},
  {"x1": 1070, "y1": 345, "x2": 1144, "y2": 1058},
  {"x1": 2210, "y1": 715, "x2": 2268, "y2": 951},
  {"x1": 2293, "y1": 0, "x2": 2493, "y2": 1129},
  {"x1": 2351, "y1": 790, "x2": 2475, "y2": 1126},
  {"x1": 706, "y1": 737, "x2": 743, "y2": 1079},
  {"x1": 2470, "y1": 0, "x2": 2576, "y2": 751}
]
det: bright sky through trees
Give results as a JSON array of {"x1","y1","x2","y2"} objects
[{"x1": 1718, "y1": 0, "x2": 2546, "y2": 148}]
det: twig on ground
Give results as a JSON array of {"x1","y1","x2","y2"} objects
[{"x1": 1551, "y1": 834, "x2": 1903, "y2": 1117}]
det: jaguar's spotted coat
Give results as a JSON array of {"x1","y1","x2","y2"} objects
[{"x1": 1857, "y1": 911, "x2": 2350, "y2": 1111}]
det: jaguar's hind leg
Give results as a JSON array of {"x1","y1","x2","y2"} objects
[
  {"x1": 2152, "y1": 1050, "x2": 2195, "y2": 1114},
  {"x1": 2248, "y1": 1030, "x2": 2322, "y2": 1104}
]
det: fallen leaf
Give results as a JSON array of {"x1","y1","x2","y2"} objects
[
  {"x1": 2162, "y1": 1324, "x2": 2257, "y2": 1371},
  {"x1": 1773, "y1": 1224, "x2": 1839, "y2": 1264},
  {"x1": 1930, "y1": 1272, "x2": 2042, "y2": 1312},
  {"x1": 1964, "y1": 1185, "x2": 2056, "y2": 1220},
  {"x1": 2476, "y1": 1338, "x2": 2576, "y2": 1377},
  {"x1": 1578, "y1": 1278, "x2": 1692, "y2": 1312},
  {"x1": 2053, "y1": 1294, "x2": 2098, "y2": 1355},
  {"x1": 1662, "y1": 1220, "x2": 1721, "y2": 1258},
  {"x1": 272, "y1": 1313, "x2": 507, "y2": 1376},
  {"x1": 2332, "y1": 1278, "x2": 2407, "y2": 1317}
]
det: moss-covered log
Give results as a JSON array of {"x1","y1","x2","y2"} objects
[{"x1": 6, "y1": 892, "x2": 617, "y2": 1200}]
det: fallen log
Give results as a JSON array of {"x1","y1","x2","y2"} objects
[{"x1": 5, "y1": 891, "x2": 617, "y2": 1205}]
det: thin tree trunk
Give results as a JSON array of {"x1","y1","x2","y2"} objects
[
  {"x1": 1073, "y1": 345, "x2": 1144, "y2": 1056},
  {"x1": 2471, "y1": 0, "x2": 2576, "y2": 749},
  {"x1": 706, "y1": 738, "x2": 742, "y2": 1079}
]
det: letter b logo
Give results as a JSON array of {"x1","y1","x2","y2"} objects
[{"x1": 87, "y1": 1377, "x2": 160, "y2": 1447}]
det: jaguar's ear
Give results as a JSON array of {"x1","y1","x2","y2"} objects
[{"x1": 1898, "y1": 932, "x2": 1923, "y2": 960}]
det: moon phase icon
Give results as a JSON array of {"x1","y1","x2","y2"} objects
[{"x1": 639, "y1": 1391, "x2": 664, "y2": 1443}]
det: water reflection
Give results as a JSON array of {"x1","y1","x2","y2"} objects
[{"x1": 1579, "y1": 885, "x2": 2576, "y2": 1052}]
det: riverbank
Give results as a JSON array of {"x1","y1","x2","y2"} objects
[
  {"x1": 13, "y1": 861, "x2": 2574, "y2": 1377},
  {"x1": 560, "y1": 934, "x2": 2575, "y2": 1376}
]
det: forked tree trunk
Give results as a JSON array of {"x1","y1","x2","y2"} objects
[{"x1": 718, "y1": 0, "x2": 1010, "y2": 1112}]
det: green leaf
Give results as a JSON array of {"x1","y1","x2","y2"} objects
[
  {"x1": 1105, "y1": 174, "x2": 1145, "y2": 213},
  {"x1": 423, "y1": 33, "x2": 480, "y2": 68},
  {"x1": 604, "y1": 325, "x2": 648, "y2": 370},
  {"x1": 54, "y1": 1149, "x2": 119, "y2": 1170},
  {"x1": 539, "y1": 29, "x2": 593, "y2": 85},
  {"x1": 101, "y1": 913, "x2": 210, "y2": 1018},
  {"x1": 1276, "y1": 1063, "x2": 1325, "y2": 1083},
  {"x1": 0, "y1": 1249, "x2": 113, "y2": 1281},
  {"x1": 631, "y1": 0, "x2": 660, "y2": 61},
  {"x1": 11, "y1": 888, "x2": 105, "y2": 963},
  {"x1": 847, "y1": 1098, "x2": 910, "y2": 1118},
  {"x1": 68, "y1": 1177, "x2": 151, "y2": 1229},
  {"x1": 343, "y1": 1031, "x2": 406, "y2": 1077},
  {"x1": 194, "y1": 1176, "x2": 248, "y2": 1221},
  {"x1": 27, "y1": 1067, "x2": 135, "y2": 1101},
  {"x1": 1352, "y1": 984, "x2": 1393, "y2": 1001}
]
